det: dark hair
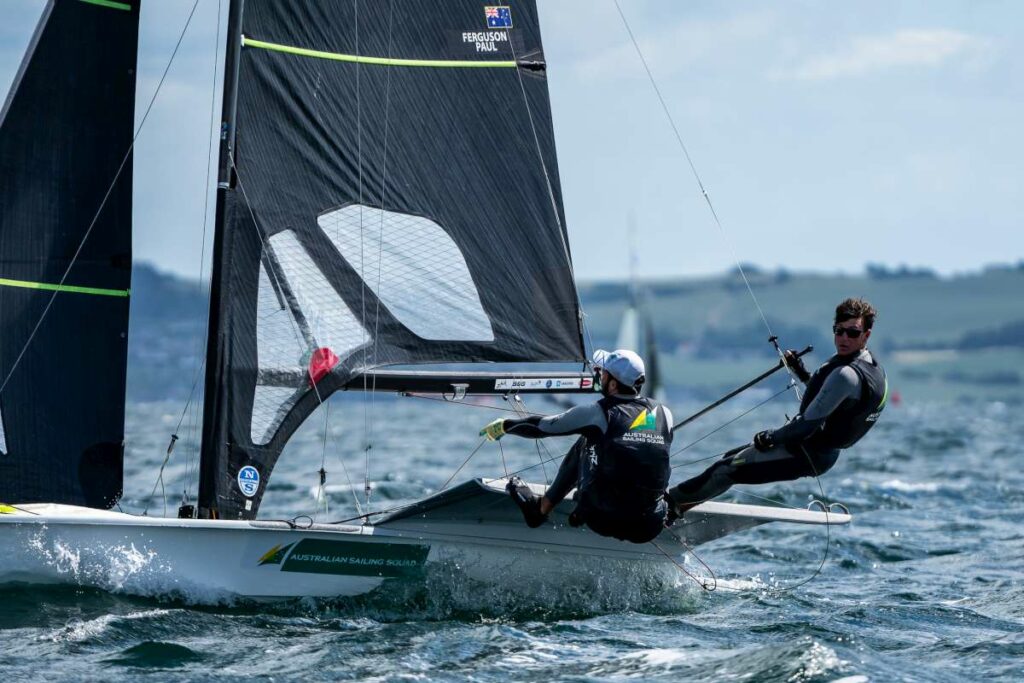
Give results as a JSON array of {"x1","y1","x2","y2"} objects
[{"x1": 835, "y1": 297, "x2": 877, "y2": 330}]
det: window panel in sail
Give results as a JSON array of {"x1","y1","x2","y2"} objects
[
  {"x1": 318, "y1": 205, "x2": 494, "y2": 342},
  {"x1": 251, "y1": 230, "x2": 368, "y2": 444}
]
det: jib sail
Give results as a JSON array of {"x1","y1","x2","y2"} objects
[
  {"x1": 198, "y1": 0, "x2": 585, "y2": 519},
  {"x1": 0, "y1": 0, "x2": 139, "y2": 507}
]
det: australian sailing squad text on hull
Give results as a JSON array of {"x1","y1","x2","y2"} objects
[
  {"x1": 288, "y1": 554, "x2": 420, "y2": 568},
  {"x1": 462, "y1": 31, "x2": 509, "y2": 52}
]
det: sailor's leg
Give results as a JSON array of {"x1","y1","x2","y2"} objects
[
  {"x1": 728, "y1": 445, "x2": 818, "y2": 485},
  {"x1": 543, "y1": 436, "x2": 588, "y2": 508},
  {"x1": 668, "y1": 449, "x2": 744, "y2": 508}
]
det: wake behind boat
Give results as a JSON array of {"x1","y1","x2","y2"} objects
[{"x1": 0, "y1": 0, "x2": 847, "y2": 601}]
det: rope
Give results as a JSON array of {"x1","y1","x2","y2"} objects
[
  {"x1": 177, "y1": 0, "x2": 223, "y2": 506},
  {"x1": 502, "y1": 16, "x2": 593, "y2": 358},
  {"x1": 439, "y1": 438, "x2": 488, "y2": 491},
  {"x1": 233, "y1": 164, "x2": 366, "y2": 516},
  {"x1": 651, "y1": 535, "x2": 717, "y2": 592},
  {"x1": 671, "y1": 384, "x2": 791, "y2": 467},
  {"x1": 497, "y1": 440, "x2": 510, "y2": 478},
  {"x1": 611, "y1": 0, "x2": 773, "y2": 341},
  {"x1": 504, "y1": 394, "x2": 551, "y2": 484},
  {"x1": 765, "y1": 446, "x2": 831, "y2": 593},
  {"x1": 403, "y1": 392, "x2": 542, "y2": 415},
  {"x1": 313, "y1": 399, "x2": 332, "y2": 521},
  {"x1": 353, "y1": 0, "x2": 373, "y2": 510},
  {"x1": 364, "y1": 0, "x2": 397, "y2": 510},
  {"x1": 0, "y1": 0, "x2": 203, "y2": 400}
]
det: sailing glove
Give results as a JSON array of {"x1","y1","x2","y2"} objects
[
  {"x1": 784, "y1": 349, "x2": 811, "y2": 383},
  {"x1": 480, "y1": 418, "x2": 507, "y2": 441},
  {"x1": 753, "y1": 430, "x2": 774, "y2": 452}
]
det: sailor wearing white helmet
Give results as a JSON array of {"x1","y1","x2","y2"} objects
[{"x1": 479, "y1": 349, "x2": 674, "y2": 544}]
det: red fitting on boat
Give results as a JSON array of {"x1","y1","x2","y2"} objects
[{"x1": 308, "y1": 347, "x2": 339, "y2": 386}]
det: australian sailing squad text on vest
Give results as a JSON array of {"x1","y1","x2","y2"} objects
[
  {"x1": 800, "y1": 352, "x2": 888, "y2": 453},
  {"x1": 585, "y1": 397, "x2": 672, "y2": 515}
]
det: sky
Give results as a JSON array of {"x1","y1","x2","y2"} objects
[{"x1": 2, "y1": 0, "x2": 1022, "y2": 283}]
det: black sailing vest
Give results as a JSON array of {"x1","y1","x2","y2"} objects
[
  {"x1": 582, "y1": 396, "x2": 673, "y2": 517},
  {"x1": 800, "y1": 350, "x2": 888, "y2": 452}
]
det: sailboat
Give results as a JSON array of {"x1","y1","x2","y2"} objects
[{"x1": 0, "y1": 0, "x2": 846, "y2": 599}]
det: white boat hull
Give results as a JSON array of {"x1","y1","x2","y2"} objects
[{"x1": 0, "y1": 479, "x2": 849, "y2": 600}]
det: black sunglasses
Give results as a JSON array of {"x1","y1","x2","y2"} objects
[{"x1": 833, "y1": 325, "x2": 865, "y2": 339}]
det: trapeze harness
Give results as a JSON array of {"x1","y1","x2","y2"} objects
[
  {"x1": 504, "y1": 395, "x2": 673, "y2": 544},
  {"x1": 669, "y1": 350, "x2": 888, "y2": 506},
  {"x1": 795, "y1": 350, "x2": 889, "y2": 454},
  {"x1": 580, "y1": 395, "x2": 673, "y2": 543}
]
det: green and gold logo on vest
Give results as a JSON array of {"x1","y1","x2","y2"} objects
[{"x1": 628, "y1": 409, "x2": 657, "y2": 431}]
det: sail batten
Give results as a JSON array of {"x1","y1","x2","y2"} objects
[
  {"x1": 198, "y1": 0, "x2": 584, "y2": 519},
  {"x1": 242, "y1": 36, "x2": 520, "y2": 69},
  {"x1": 0, "y1": 277, "x2": 130, "y2": 298}
]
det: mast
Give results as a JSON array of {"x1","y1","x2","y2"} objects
[{"x1": 197, "y1": 0, "x2": 245, "y2": 519}]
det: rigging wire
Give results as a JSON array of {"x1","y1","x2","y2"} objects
[
  {"x1": 364, "y1": 0, "x2": 397, "y2": 510},
  {"x1": 439, "y1": 438, "x2": 488, "y2": 491},
  {"x1": 0, "y1": 0, "x2": 203, "y2": 400},
  {"x1": 313, "y1": 400, "x2": 332, "y2": 521},
  {"x1": 504, "y1": 394, "x2": 551, "y2": 485},
  {"x1": 610, "y1": 0, "x2": 773, "y2": 341},
  {"x1": 502, "y1": 14, "x2": 595, "y2": 358},
  {"x1": 183, "y1": 0, "x2": 224, "y2": 502},
  {"x1": 650, "y1": 536, "x2": 717, "y2": 592},
  {"x1": 671, "y1": 384, "x2": 792, "y2": 467},
  {"x1": 232, "y1": 164, "x2": 365, "y2": 518},
  {"x1": 403, "y1": 392, "x2": 543, "y2": 415},
  {"x1": 611, "y1": 1, "x2": 835, "y2": 591},
  {"x1": 352, "y1": 0, "x2": 373, "y2": 511},
  {"x1": 164, "y1": 0, "x2": 223, "y2": 507}
]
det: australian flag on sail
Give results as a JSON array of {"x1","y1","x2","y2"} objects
[{"x1": 485, "y1": 6, "x2": 513, "y2": 28}]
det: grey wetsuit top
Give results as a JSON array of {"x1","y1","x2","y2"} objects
[
  {"x1": 505, "y1": 398, "x2": 673, "y2": 441},
  {"x1": 770, "y1": 349, "x2": 872, "y2": 446}
]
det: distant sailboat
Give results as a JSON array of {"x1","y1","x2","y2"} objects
[{"x1": 0, "y1": 0, "x2": 845, "y2": 599}]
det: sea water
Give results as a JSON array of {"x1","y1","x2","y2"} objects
[{"x1": 1, "y1": 392, "x2": 1022, "y2": 681}]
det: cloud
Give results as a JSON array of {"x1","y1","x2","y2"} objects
[
  {"x1": 562, "y1": 9, "x2": 778, "y2": 83},
  {"x1": 774, "y1": 28, "x2": 992, "y2": 81}
]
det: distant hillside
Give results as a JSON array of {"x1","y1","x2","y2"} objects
[
  {"x1": 127, "y1": 264, "x2": 207, "y2": 400},
  {"x1": 578, "y1": 262, "x2": 1024, "y2": 402},
  {"x1": 578, "y1": 263, "x2": 1024, "y2": 355},
  {"x1": 127, "y1": 262, "x2": 1024, "y2": 403}
]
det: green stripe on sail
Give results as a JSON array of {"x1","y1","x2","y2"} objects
[
  {"x1": 243, "y1": 36, "x2": 518, "y2": 69},
  {"x1": 0, "y1": 277, "x2": 129, "y2": 298},
  {"x1": 77, "y1": 0, "x2": 133, "y2": 11}
]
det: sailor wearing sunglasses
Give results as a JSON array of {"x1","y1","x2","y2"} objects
[{"x1": 666, "y1": 298, "x2": 888, "y2": 519}]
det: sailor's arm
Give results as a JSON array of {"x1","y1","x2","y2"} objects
[
  {"x1": 767, "y1": 366, "x2": 861, "y2": 447},
  {"x1": 480, "y1": 403, "x2": 607, "y2": 441},
  {"x1": 784, "y1": 349, "x2": 813, "y2": 384}
]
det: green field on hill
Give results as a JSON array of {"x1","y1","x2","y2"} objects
[{"x1": 578, "y1": 265, "x2": 1024, "y2": 402}]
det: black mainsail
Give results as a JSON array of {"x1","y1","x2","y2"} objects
[
  {"x1": 198, "y1": 1, "x2": 586, "y2": 519},
  {"x1": 0, "y1": 0, "x2": 140, "y2": 507}
]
